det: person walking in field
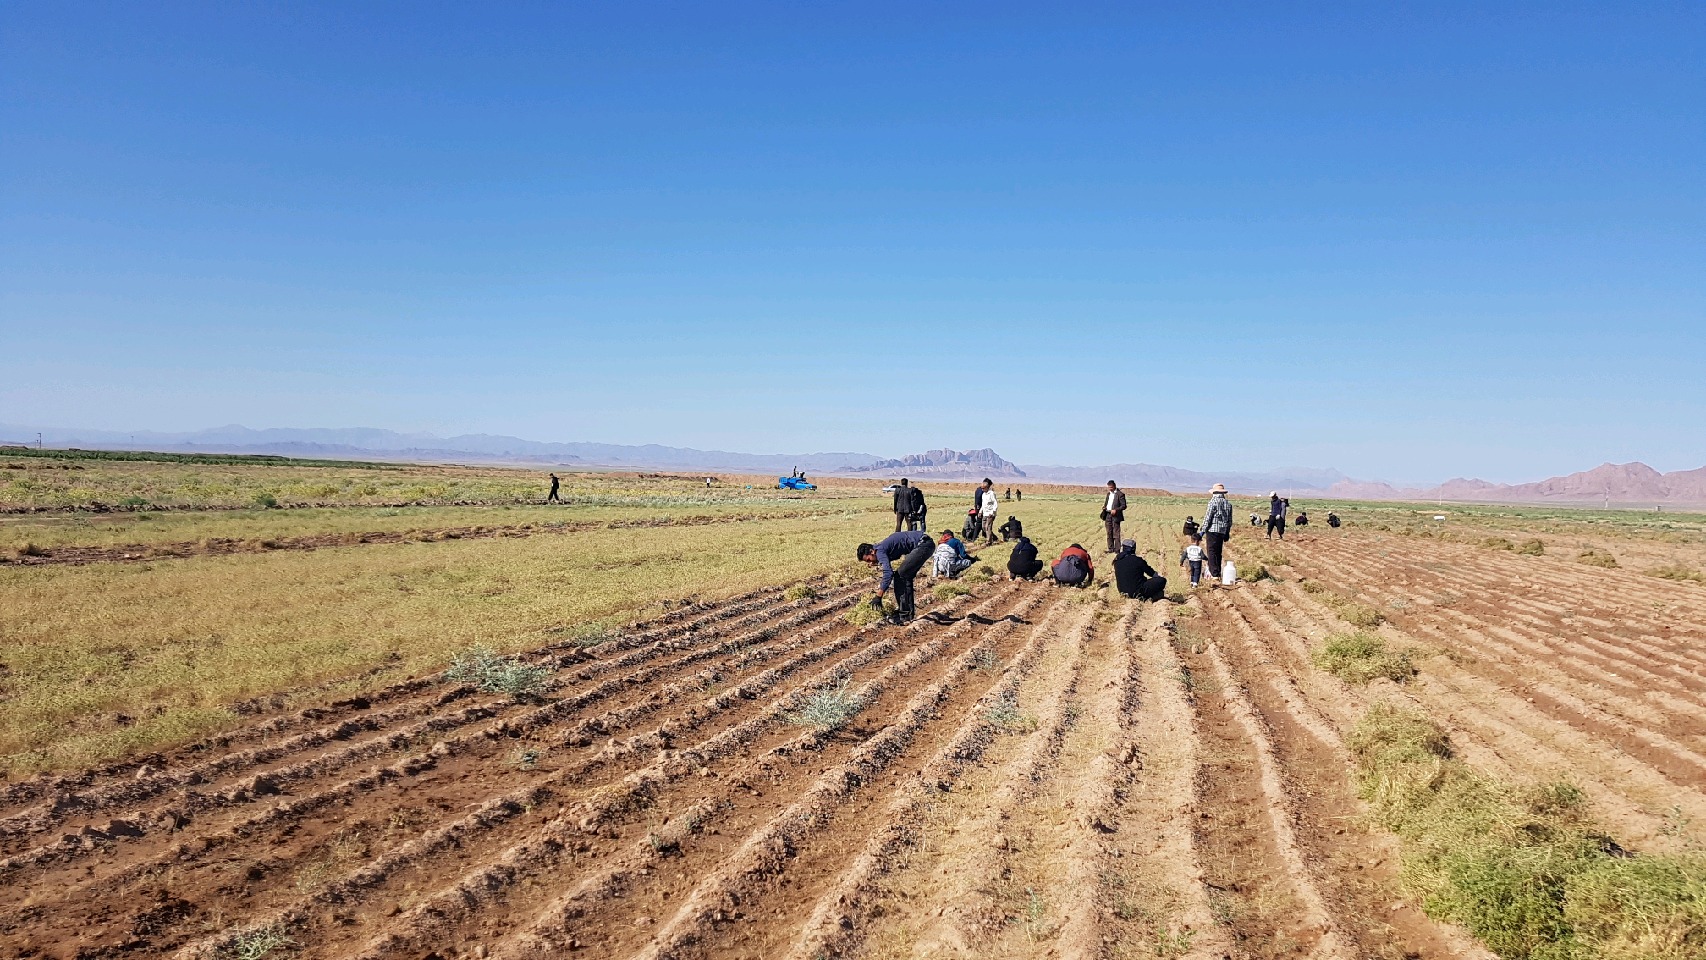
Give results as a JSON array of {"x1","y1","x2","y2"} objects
[
  {"x1": 1007, "y1": 536, "x2": 1045, "y2": 580},
  {"x1": 893, "y1": 479, "x2": 913, "y2": 532},
  {"x1": 1202, "y1": 484, "x2": 1233, "y2": 579},
  {"x1": 1004, "y1": 487, "x2": 1012, "y2": 501},
  {"x1": 1114, "y1": 540, "x2": 1167, "y2": 601},
  {"x1": 1052, "y1": 543, "x2": 1095, "y2": 588},
  {"x1": 858, "y1": 529, "x2": 935, "y2": 625},
  {"x1": 1182, "y1": 534, "x2": 1206, "y2": 587},
  {"x1": 980, "y1": 480, "x2": 999, "y2": 544},
  {"x1": 1102, "y1": 480, "x2": 1127, "y2": 554},
  {"x1": 1015, "y1": 488, "x2": 1022, "y2": 502},
  {"x1": 547, "y1": 473, "x2": 562, "y2": 503},
  {"x1": 1267, "y1": 492, "x2": 1287, "y2": 540}
]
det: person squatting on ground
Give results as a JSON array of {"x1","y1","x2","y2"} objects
[
  {"x1": 1182, "y1": 515, "x2": 1199, "y2": 538},
  {"x1": 1102, "y1": 480, "x2": 1127, "y2": 554},
  {"x1": 858, "y1": 529, "x2": 935, "y2": 625},
  {"x1": 1007, "y1": 536, "x2": 1044, "y2": 580},
  {"x1": 1327, "y1": 512, "x2": 1341, "y2": 528},
  {"x1": 932, "y1": 529, "x2": 974, "y2": 579},
  {"x1": 999, "y1": 515, "x2": 1023, "y2": 541},
  {"x1": 979, "y1": 480, "x2": 999, "y2": 544},
  {"x1": 1052, "y1": 542, "x2": 1095, "y2": 588},
  {"x1": 1202, "y1": 483, "x2": 1233, "y2": 579},
  {"x1": 1113, "y1": 539, "x2": 1167, "y2": 601},
  {"x1": 1181, "y1": 534, "x2": 1206, "y2": 586},
  {"x1": 1295, "y1": 510, "x2": 1308, "y2": 527},
  {"x1": 547, "y1": 473, "x2": 562, "y2": 503},
  {"x1": 1267, "y1": 492, "x2": 1288, "y2": 540}
]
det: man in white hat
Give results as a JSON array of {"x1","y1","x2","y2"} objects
[
  {"x1": 1267, "y1": 491, "x2": 1287, "y2": 540},
  {"x1": 1202, "y1": 483, "x2": 1233, "y2": 579}
]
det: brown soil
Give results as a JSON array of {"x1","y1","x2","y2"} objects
[{"x1": 6, "y1": 524, "x2": 1702, "y2": 959}]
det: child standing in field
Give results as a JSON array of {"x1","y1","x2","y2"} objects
[{"x1": 1182, "y1": 534, "x2": 1205, "y2": 587}]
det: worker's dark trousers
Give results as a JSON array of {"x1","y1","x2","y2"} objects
[
  {"x1": 548, "y1": 489, "x2": 560, "y2": 503},
  {"x1": 1267, "y1": 517, "x2": 1285, "y2": 539},
  {"x1": 891, "y1": 542, "x2": 935, "y2": 620},
  {"x1": 895, "y1": 511, "x2": 907, "y2": 532},
  {"x1": 1104, "y1": 516, "x2": 1121, "y2": 553},
  {"x1": 1204, "y1": 532, "x2": 1228, "y2": 578},
  {"x1": 1008, "y1": 558, "x2": 1044, "y2": 579},
  {"x1": 1122, "y1": 575, "x2": 1167, "y2": 601}
]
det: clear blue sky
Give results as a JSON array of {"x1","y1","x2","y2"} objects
[{"x1": 3, "y1": 2, "x2": 1701, "y2": 483}]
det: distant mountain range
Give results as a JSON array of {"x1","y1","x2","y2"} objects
[
  {"x1": 1328, "y1": 461, "x2": 1706, "y2": 507},
  {"x1": 5, "y1": 423, "x2": 1700, "y2": 506}
]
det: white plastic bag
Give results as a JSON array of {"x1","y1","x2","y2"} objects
[{"x1": 1222, "y1": 561, "x2": 1237, "y2": 585}]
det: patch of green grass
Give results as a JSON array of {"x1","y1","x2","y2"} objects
[
  {"x1": 1646, "y1": 564, "x2": 1706, "y2": 584},
  {"x1": 783, "y1": 583, "x2": 819, "y2": 601},
  {"x1": 1312, "y1": 631, "x2": 1416, "y2": 684},
  {"x1": 843, "y1": 600, "x2": 892, "y2": 626},
  {"x1": 1246, "y1": 563, "x2": 1274, "y2": 582},
  {"x1": 1577, "y1": 550, "x2": 1619, "y2": 569},
  {"x1": 444, "y1": 645, "x2": 550, "y2": 701},
  {"x1": 1311, "y1": 589, "x2": 1386, "y2": 628},
  {"x1": 962, "y1": 563, "x2": 994, "y2": 583},
  {"x1": 784, "y1": 678, "x2": 863, "y2": 731},
  {"x1": 933, "y1": 581, "x2": 973, "y2": 601},
  {"x1": 1347, "y1": 703, "x2": 1706, "y2": 960}
]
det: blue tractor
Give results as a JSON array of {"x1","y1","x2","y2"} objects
[{"x1": 778, "y1": 473, "x2": 817, "y2": 491}]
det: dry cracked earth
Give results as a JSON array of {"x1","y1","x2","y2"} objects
[{"x1": 3, "y1": 522, "x2": 1703, "y2": 960}]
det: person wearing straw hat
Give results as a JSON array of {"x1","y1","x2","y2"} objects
[{"x1": 1202, "y1": 483, "x2": 1233, "y2": 580}]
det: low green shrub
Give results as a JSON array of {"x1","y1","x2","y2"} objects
[
  {"x1": 445, "y1": 645, "x2": 550, "y2": 701},
  {"x1": 785, "y1": 679, "x2": 863, "y2": 731},
  {"x1": 1347, "y1": 703, "x2": 1706, "y2": 960},
  {"x1": 1312, "y1": 631, "x2": 1415, "y2": 684},
  {"x1": 783, "y1": 583, "x2": 819, "y2": 601}
]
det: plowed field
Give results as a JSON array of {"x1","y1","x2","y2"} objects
[{"x1": 4, "y1": 520, "x2": 1704, "y2": 959}]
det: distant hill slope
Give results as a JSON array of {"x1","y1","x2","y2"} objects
[{"x1": 1328, "y1": 461, "x2": 1706, "y2": 506}]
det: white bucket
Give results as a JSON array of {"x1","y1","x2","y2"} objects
[{"x1": 1222, "y1": 561, "x2": 1238, "y2": 585}]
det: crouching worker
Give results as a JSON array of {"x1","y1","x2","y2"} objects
[
  {"x1": 999, "y1": 515, "x2": 1023, "y2": 541},
  {"x1": 1052, "y1": 543, "x2": 1095, "y2": 588},
  {"x1": 857, "y1": 529, "x2": 935, "y2": 625},
  {"x1": 1113, "y1": 539, "x2": 1167, "y2": 601},
  {"x1": 1007, "y1": 536, "x2": 1044, "y2": 580},
  {"x1": 933, "y1": 529, "x2": 974, "y2": 579},
  {"x1": 1326, "y1": 512, "x2": 1341, "y2": 528}
]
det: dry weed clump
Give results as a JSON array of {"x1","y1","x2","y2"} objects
[
  {"x1": 1348, "y1": 703, "x2": 1706, "y2": 960},
  {"x1": 1577, "y1": 549, "x2": 1619, "y2": 568},
  {"x1": 1515, "y1": 538, "x2": 1547, "y2": 556},
  {"x1": 1646, "y1": 564, "x2": 1706, "y2": 584},
  {"x1": 1311, "y1": 631, "x2": 1416, "y2": 684},
  {"x1": 1302, "y1": 582, "x2": 1387, "y2": 628}
]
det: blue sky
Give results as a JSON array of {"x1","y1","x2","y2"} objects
[{"x1": 3, "y1": 2, "x2": 1701, "y2": 483}]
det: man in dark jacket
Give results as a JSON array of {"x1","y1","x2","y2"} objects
[
  {"x1": 547, "y1": 473, "x2": 561, "y2": 503},
  {"x1": 908, "y1": 483, "x2": 927, "y2": 531},
  {"x1": 892, "y1": 479, "x2": 912, "y2": 532},
  {"x1": 1327, "y1": 512, "x2": 1341, "y2": 528},
  {"x1": 1113, "y1": 540, "x2": 1167, "y2": 601},
  {"x1": 998, "y1": 516, "x2": 1023, "y2": 541},
  {"x1": 857, "y1": 529, "x2": 936, "y2": 624},
  {"x1": 1007, "y1": 536, "x2": 1044, "y2": 580},
  {"x1": 1267, "y1": 493, "x2": 1287, "y2": 541},
  {"x1": 1102, "y1": 481, "x2": 1128, "y2": 554}
]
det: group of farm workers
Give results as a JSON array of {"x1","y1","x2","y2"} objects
[{"x1": 857, "y1": 479, "x2": 1195, "y2": 626}]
